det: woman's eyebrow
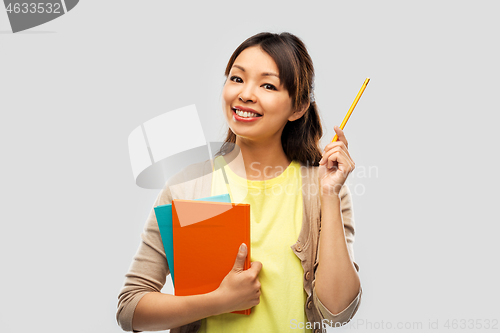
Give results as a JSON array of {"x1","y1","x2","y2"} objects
[{"x1": 232, "y1": 65, "x2": 280, "y2": 79}]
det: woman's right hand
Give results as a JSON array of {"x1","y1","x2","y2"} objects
[{"x1": 215, "y1": 243, "x2": 262, "y2": 313}]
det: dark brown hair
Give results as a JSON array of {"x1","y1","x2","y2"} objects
[{"x1": 216, "y1": 32, "x2": 323, "y2": 166}]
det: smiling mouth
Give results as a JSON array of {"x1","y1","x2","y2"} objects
[{"x1": 232, "y1": 108, "x2": 262, "y2": 118}]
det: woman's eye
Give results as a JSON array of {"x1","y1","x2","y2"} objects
[
  {"x1": 263, "y1": 83, "x2": 277, "y2": 90},
  {"x1": 230, "y1": 76, "x2": 243, "y2": 83}
]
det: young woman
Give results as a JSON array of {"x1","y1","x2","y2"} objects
[{"x1": 117, "y1": 32, "x2": 362, "y2": 333}]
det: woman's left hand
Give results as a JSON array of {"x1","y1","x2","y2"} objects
[{"x1": 318, "y1": 126, "x2": 355, "y2": 196}]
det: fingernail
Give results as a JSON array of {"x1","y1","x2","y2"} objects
[
  {"x1": 239, "y1": 244, "x2": 246, "y2": 253},
  {"x1": 319, "y1": 157, "x2": 324, "y2": 164}
]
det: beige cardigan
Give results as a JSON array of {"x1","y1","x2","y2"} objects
[{"x1": 117, "y1": 159, "x2": 362, "y2": 333}]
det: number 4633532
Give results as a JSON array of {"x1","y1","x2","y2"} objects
[
  {"x1": 5, "y1": 3, "x2": 61, "y2": 14},
  {"x1": 444, "y1": 319, "x2": 498, "y2": 330}
]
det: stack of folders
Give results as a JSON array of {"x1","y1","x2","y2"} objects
[{"x1": 154, "y1": 194, "x2": 251, "y2": 315}]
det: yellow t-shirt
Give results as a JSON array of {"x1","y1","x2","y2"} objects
[{"x1": 198, "y1": 156, "x2": 312, "y2": 333}]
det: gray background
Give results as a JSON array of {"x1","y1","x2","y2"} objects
[{"x1": 1, "y1": 1, "x2": 499, "y2": 332}]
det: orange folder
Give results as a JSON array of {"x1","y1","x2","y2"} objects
[{"x1": 172, "y1": 199, "x2": 251, "y2": 315}]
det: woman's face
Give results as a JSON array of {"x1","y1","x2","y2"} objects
[{"x1": 222, "y1": 46, "x2": 302, "y2": 144}]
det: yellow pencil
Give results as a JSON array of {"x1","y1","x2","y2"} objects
[{"x1": 332, "y1": 78, "x2": 370, "y2": 142}]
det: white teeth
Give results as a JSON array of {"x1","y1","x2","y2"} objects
[{"x1": 235, "y1": 109, "x2": 260, "y2": 118}]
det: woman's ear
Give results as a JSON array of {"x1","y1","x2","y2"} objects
[{"x1": 288, "y1": 102, "x2": 310, "y2": 122}]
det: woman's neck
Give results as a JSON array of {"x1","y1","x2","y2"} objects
[{"x1": 223, "y1": 138, "x2": 291, "y2": 181}]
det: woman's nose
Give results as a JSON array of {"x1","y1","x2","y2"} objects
[{"x1": 238, "y1": 84, "x2": 256, "y2": 103}]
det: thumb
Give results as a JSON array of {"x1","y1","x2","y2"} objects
[{"x1": 232, "y1": 243, "x2": 247, "y2": 272}]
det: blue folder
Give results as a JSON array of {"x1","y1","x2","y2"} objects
[{"x1": 154, "y1": 193, "x2": 231, "y2": 284}]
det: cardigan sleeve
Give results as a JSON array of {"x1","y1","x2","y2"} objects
[
  {"x1": 116, "y1": 185, "x2": 173, "y2": 332},
  {"x1": 313, "y1": 184, "x2": 362, "y2": 327}
]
